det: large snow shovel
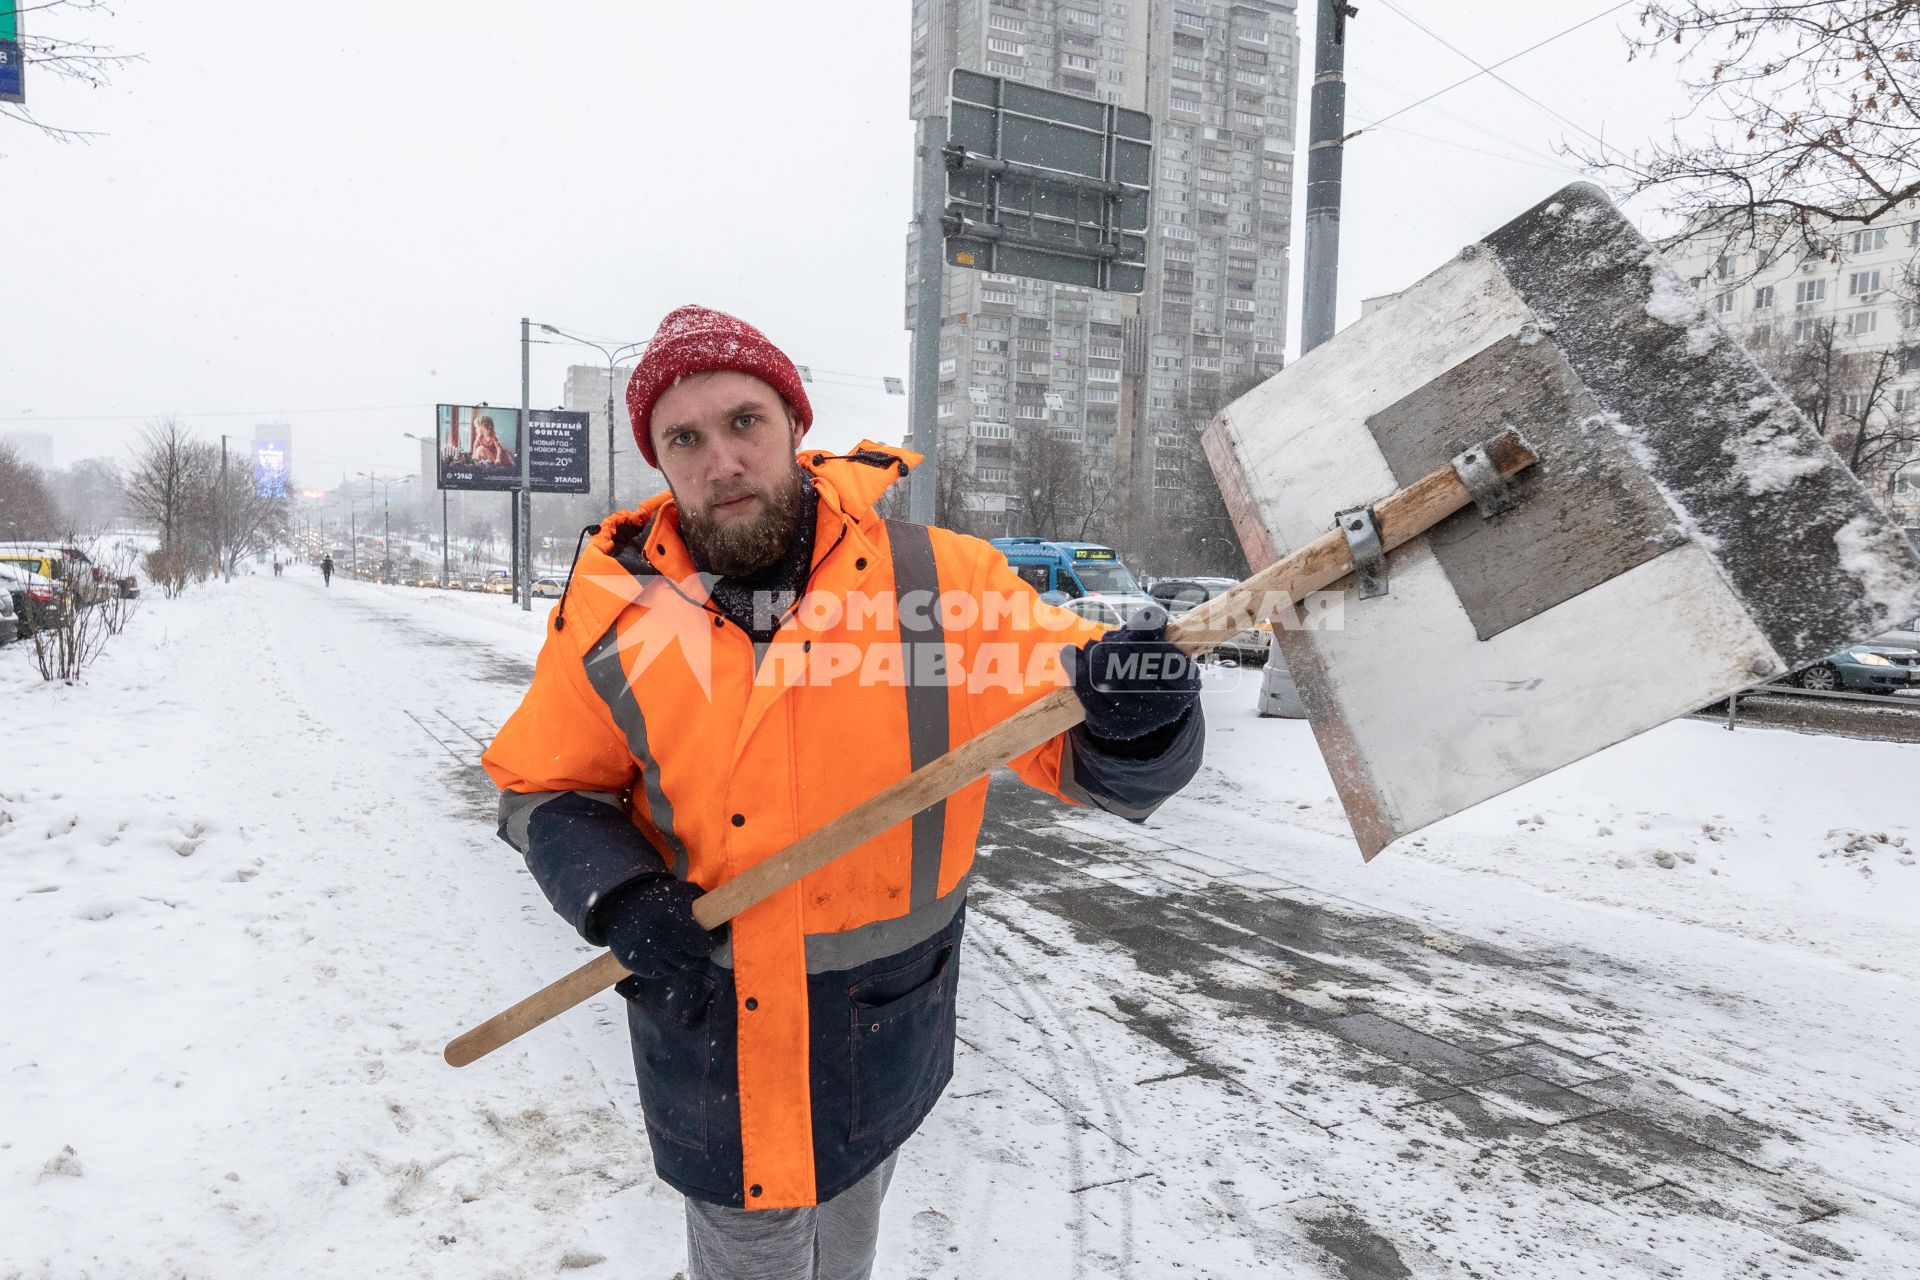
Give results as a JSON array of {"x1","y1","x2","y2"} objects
[
  {"x1": 1203, "y1": 181, "x2": 1920, "y2": 858},
  {"x1": 447, "y1": 181, "x2": 1920, "y2": 1067},
  {"x1": 445, "y1": 427, "x2": 1539, "y2": 1067}
]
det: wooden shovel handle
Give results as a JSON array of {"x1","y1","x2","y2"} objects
[{"x1": 444, "y1": 429, "x2": 1538, "y2": 1068}]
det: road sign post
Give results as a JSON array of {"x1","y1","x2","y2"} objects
[{"x1": 907, "y1": 71, "x2": 1152, "y2": 525}]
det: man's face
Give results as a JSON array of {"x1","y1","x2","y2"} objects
[{"x1": 650, "y1": 370, "x2": 809, "y2": 577}]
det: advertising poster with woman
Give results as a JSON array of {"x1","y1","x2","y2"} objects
[{"x1": 437, "y1": 405, "x2": 523, "y2": 490}]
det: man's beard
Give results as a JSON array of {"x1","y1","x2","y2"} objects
[{"x1": 676, "y1": 462, "x2": 810, "y2": 578}]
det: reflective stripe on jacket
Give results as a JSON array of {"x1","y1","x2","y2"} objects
[{"x1": 482, "y1": 443, "x2": 1202, "y2": 1208}]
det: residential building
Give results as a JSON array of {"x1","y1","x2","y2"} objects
[
  {"x1": 561, "y1": 363, "x2": 666, "y2": 511},
  {"x1": 1665, "y1": 210, "x2": 1920, "y2": 523},
  {"x1": 908, "y1": 0, "x2": 1298, "y2": 568}
]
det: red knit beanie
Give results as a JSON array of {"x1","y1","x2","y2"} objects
[{"x1": 626, "y1": 305, "x2": 814, "y2": 468}]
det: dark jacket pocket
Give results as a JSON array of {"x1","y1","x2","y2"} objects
[
  {"x1": 848, "y1": 942, "x2": 956, "y2": 1142},
  {"x1": 624, "y1": 967, "x2": 715, "y2": 1153}
]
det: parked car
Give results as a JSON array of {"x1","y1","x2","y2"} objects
[
  {"x1": 0, "y1": 561, "x2": 71, "y2": 634},
  {"x1": 989, "y1": 537, "x2": 1144, "y2": 602},
  {"x1": 0, "y1": 587, "x2": 18, "y2": 646},
  {"x1": 1060, "y1": 592, "x2": 1164, "y2": 632},
  {"x1": 0, "y1": 542, "x2": 106, "y2": 605},
  {"x1": 483, "y1": 570, "x2": 515, "y2": 595},
  {"x1": 531, "y1": 577, "x2": 564, "y2": 598},
  {"x1": 1147, "y1": 575, "x2": 1271, "y2": 664},
  {"x1": 1789, "y1": 642, "x2": 1920, "y2": 694}
]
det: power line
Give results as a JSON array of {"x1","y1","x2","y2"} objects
[
  {"x1": 1348, "y1": 65, "x2": 1572, "y2": 170},
  {"x1": 1373, "y1": 0, "x2": 1618, "y2": 158},
  {"x1": 1352, "y1": 0, "x2": 1637, "y2": 140},
  {"x1": 1372, "y1": 124, "x2": 1585, "y2": 176}
]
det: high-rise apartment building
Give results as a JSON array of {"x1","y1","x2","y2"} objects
[{"x1": 908, "y1": 0, "x2": 1298, "y2": 565}]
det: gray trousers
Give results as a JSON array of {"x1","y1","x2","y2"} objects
[{"x1": 684, "y1": 1153, "x2": 899, "y2": 1280}]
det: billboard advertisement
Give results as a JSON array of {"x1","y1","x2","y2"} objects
[
  {"x1": 254, "y1": 442, "x2": 289, "y2": 497},
  {"x1": 527, "y1": 409, "x2": 591, "y2": 494},
  {"x1": 0, "y1": 4, "x2": 21, "y2": 105},
  {"x1": 436, "y1": 405, "x2": 590, "y2": 493}
]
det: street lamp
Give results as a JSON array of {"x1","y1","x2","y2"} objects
[
  {"x1": 537, "y1": 323, "x2": 648, "y2": 514},
  {"x1": 357, "y1": 472, "x2": 414, "y2": 583},
  {"x1": 403, "y1": 431, "x2": 449, "y2": 586}
]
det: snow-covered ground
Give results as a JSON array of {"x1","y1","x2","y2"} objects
[{"x1": 3, "y1": 571, "x2": 1916, "y2": 1277}]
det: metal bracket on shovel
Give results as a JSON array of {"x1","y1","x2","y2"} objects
[
  {"x1": 1336, "y1": 506, "x2": 1388, "y2": 599},
  {"x1": 1451, "y1": 443, "x2": 1518, "y2": 519}
]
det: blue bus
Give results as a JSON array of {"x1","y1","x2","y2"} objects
[{"x1": 988, "y1": 537, "x2": 1143, "y2": 602}]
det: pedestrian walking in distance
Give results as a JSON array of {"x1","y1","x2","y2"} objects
[
  {"x1": 320, "y1": 554, "x2": 333, "y2": 587},
  {"x1": 484, "y1": 305, "x2": 1203, "y2": 1280}
]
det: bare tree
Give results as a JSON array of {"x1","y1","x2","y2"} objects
[
  {"x1": 209, "y1": 455, "x2": 290, "y2": 578},
  {"x1": 1580, "y1": 2, "x2": 1920, "y2": 264},
  {"x1": 1755, "y1": 315, "x2": 1920, "y2": 482},
  {"x1": 2, "y1": 0, "x2": 142, "y2": 142},
  {"x1": 124, "y1": 418, "x2": 216, "y2": 597},
  {"x1": 48, "y1": 455, "x2": 126, "y2": 529},
  {"x1": 0, "y1": 439, "x2": 60, "y2": 538}
]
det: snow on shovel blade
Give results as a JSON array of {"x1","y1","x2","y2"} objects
[{"x1": 1202, "y1": 181, "x2": 1920, "y2": 861}]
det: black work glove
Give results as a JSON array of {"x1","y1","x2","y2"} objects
[
  {"x1": 595, "y1": 876, "x2": 722, "y2": 980},
  {"x1": 1063, "y1": 602, "x2": 1201, "y2": 742}
]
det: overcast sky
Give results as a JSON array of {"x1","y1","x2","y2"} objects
[{"x1": 4, "y1": 1, "x2": 1695, "y2": 481}]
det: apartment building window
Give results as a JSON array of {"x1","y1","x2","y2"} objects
[
  {"x1": 1062, "y1": 52, "x2": 1096, "y2": 71},
  {"x1": 938, "y1": 401, "x2": 955, "y2": 418},
  {"x1": 1853, "y1": 228, "x2": 1888, "y2": 254},
  {"x1": 1849, "y1": 269, "x2": 1883, "y2": 296},
  {"x1": 985, "y1": 60, "x2": 1025, "y2": 78},
  {"x1": 1795, "y1": 279, "x2": 1827, "y2": 306},
  {"x1": 1903, "y1": 348, "x2": 1920, "y2": 372},
  {"x1": 1062, "y1": 6, "x2": 1098, "y2": 25},
  {"x1": 971, "y1": 422, "x2": 1014, "y2": 439},
  {"x1": 1894, "y1": 389, "x2": 1920, "y2": 414},
  {"x1": 987, "y1": 36, "x2": 1025, "y2": 55},
  {"x1": 1792, "y1": 317, "x2": 1821, "y2": 342},
  {"x1": 1174, "y1": 10, "x2": 1207, "y2": 31},
  {"x1": 974, "y1": 337, "x2": 1007, "y2": 352},
  {"x1": 1753, "y1": 285, "x2": 1774, "y2": 310},
  {"x1": 1105, "y1": 69, "x2": 1126, "y2": 84},
  {"x1": 1850, "y1": 310, "x2": 1880, "y2": 335},
  {"x1": 1172, "y1": 54, "x2": 1204, "y2": 73},
  {"x1": 1715, "y1": 254, "x2": 1739, "y2": 279},
  {"x1": 1841, "y1": 391, "x2": 1869, "y2": 416},
  {"x1": 989, "y1": 13, "x2": 1023, "y2": 33},
  {"x1": 1713, "y1": 291, "x2": 1735, "y2": 315},
  {"x1": 1087, "y1": 388, "x2": 1119, "y2": 403},
  {"x1": 1170, "y1": 95, "x2": 1203, "y2": 115},
  {"x1": 981, "y1": 288, "x2": 1016, "y2": 305}
]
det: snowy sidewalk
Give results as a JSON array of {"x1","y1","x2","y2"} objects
[{"x1": 3, "y1": 573, "x2": 1917, "y2": 1278}]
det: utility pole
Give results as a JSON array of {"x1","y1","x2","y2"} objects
[
  {"x1": 1301, "y1": 0, "x2": 1356, "y2": 354},
  {"x1": 519, "y1": 317, "x2": 533, "y2": 613},
  {"x1": 1263, "y1": 0, "x2": 1355, "y2": 718},
  {"x1": 908, "y1": 113, "x2": 947, "y2": 525}
]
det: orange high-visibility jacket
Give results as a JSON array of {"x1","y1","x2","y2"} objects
[{"x1": 483, "y1": 444, "x2": 1202, "y2": 1209}]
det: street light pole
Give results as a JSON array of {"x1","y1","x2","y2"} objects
[
  {"x1": 536, "y1": 323, "x2": 648, "y2": 514},
  {"x1": 403, "y1": 431, "x2": 450, "y2": 585}
]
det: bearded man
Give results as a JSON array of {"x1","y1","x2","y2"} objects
[{"x1": 483, "y1": 305, "x2": 1202, "y2": 1280}]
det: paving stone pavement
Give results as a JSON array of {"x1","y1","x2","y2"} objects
[{"x1": 965, "y1": 772, "x2": 1891, "y2": 1276}]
